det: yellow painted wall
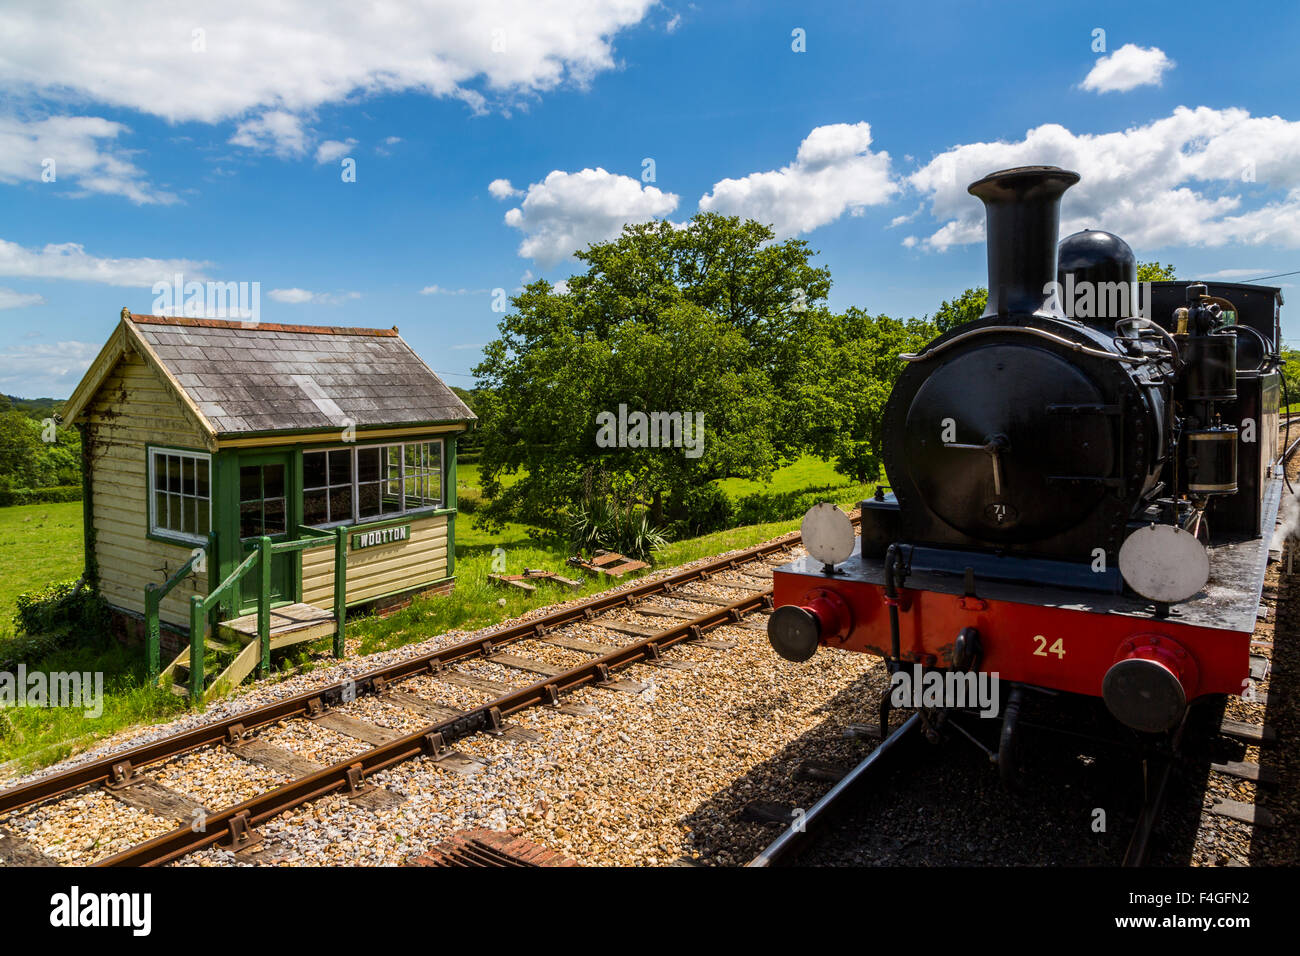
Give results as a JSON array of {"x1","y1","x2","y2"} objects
[
  {"x1": 84, "y1": 351, "x2": 209, "y2": 626},
  {"x1": 302, "y1": 512, "x2": 449, "y2": 607}
]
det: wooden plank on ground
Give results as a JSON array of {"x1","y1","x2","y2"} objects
[
  {"x1": 1208, "y1": 797, "x2": 1277, "y2": 827},
  {"x1": 633, "y1": 606, "x2": 698, "y2": 621},
  {"x1": 670, "y1": 591, "x2": 741, "y2": 607},
  {"x1": 0, "y1": 827, "x2": 59, "y2": 867},
  {"x1": 1220, "y1": 719, "x2": 1277, "y2": 745},
  {"x1": 543, "y1": 634, "x2": 623, "y2": 655},
  {"x1": 228, "y1": 738, "x2": 323, "y2": 778},
  {"x1": 310, "y1": 711, "x2": 402, "y2": 746},
  {"x1": 1211, "y1": 760, "x2": 1279, "y2": 785},
  {"x1": 486, "y1": 652, "x2": 567, "y2": 677},
  {"x1": 384, "y1": 690, "x2": 465, "y2": 722},
  {"x1": 433, "y1": 670, "x2": 521, "y2": 696},
  {"x1": 106, "y1": 777, "x2": 209, "y2": 823},
  {"x1": 600, "y1": 620, "x2": 661, "y2": 638}
]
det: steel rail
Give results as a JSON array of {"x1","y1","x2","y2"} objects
[
  {"x1": 97, "y1": 586, "x2": 777, "y2": 866},
  {"x1": 0, "y1": 523, "x2": 824, "y2": 818},
  {"x1": 745, "y1": 713, "x2": 921, "y2": 867}
]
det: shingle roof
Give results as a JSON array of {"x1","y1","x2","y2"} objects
[{"x1": 125, "y1": 314, "x2": 475, "y2": 436}]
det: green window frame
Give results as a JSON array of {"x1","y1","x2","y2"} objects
[
  {"x1": 303, "y1": 439, "x2": 443, "y2": 528},
  {"x1": 148, "y1": 447, "x2": 212, "y2": 544}
]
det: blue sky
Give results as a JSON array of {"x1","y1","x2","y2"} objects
[{"x1": 2, "y1": 0, "x2": 1299, "y2": 397}]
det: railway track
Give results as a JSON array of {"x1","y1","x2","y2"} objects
[{"x1": 0, "y1": 521, "x2": 848, "y2": 867}]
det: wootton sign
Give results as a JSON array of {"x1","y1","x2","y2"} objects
[{"x1": 351, "y1": 524, "x2": 411, "y2": 550}]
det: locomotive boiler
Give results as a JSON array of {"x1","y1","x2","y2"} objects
[{"x1": 768, "y1": 164, "x2": 1283, "y2": 745}]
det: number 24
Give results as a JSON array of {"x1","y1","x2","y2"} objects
[{"x1": 1033, "y1": 635, "x2": 1065, "y2": 659}]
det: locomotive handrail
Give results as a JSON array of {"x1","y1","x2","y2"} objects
[{"x1": 900, "y1": 324, "x2": 1154, "y2": 365}]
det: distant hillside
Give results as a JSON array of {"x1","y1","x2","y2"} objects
[{"x1": 0, "y1": 395, "x2": 65, "y2": 418}]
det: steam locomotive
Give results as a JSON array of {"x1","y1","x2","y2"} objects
[{"x1": 768, "y1": 165, "x2": 1284, "y2": 755}]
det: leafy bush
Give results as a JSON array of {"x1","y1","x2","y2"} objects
[
  {"x1": 569, "y1": 501, "x2": 667, "y2": 561},
  {"x1": 732, "y1": 486, "x2": 869, "y2": 527},
  {"x1": 0, "y1": 484, "x2": 82, "y2": 507},
  {"x1": 3, "y1": 580, "x2": 107, "y2": 671},
  {"x1": 666, "y1": 483, "x2": 733, "y2": 538},
  {"x1": 456, "y1": 486, "x2": 482, "y2": 514},
  {"x1": 13, "y1": 580, "x2": 106, "y2": 636}
]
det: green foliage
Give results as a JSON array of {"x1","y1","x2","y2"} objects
[
  {"x1": 792, "y1": 308, "x2": 937, "y2": 482},
  {"x1": 0, "y1": 408, "x2": 80, "y2": 493},
  {"x1": 568, "y1": 500, "x2": 668, "y2": 561},
  {"x1": 665, "y1": 483, "x2": 733, "y2": 538},
  {"x1": 1137, "y1": 261, "x2": 1177, "y2": 282},
  {"x1": 932, "y1": 287, "x2": 988, "y2": 333},
  {"x1": 473, "y1": 213, "x2": 826, "y2": 536},
  {"x1": 0, "y1": 484, "x2": 81, "y2": 507},
  {"x1": 456, "y1": 486, "x2": 483, "y2": 514},
  {"x1": 13, "y1": 579, "x2": 106, "y2": 637}
]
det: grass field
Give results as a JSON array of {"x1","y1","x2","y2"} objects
[{"x1": 0, "y1": 500, "x2": 83, "y2": 626}]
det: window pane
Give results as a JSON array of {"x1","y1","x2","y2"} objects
[
  {"x1": 196, "y1": 501, "x2": 210, "y2": 536},
  {"x1": 239, "y1": 465, "x2": 260, "y2": 503},
  {"x1": 358, "y1": 482, "x2": 380, "y2": 518},
  {"x1": 182, "y1": 457, "x2": 195, "y2": 496},
  {"x1": 404, "y1": 475, "x2": 421, "y2": 505},
  {"x1": 264, "y1": 497, "x2": 286, "y2": 535},
  {"x1": 239, "y1": 501, "x2": 261, "y2": 538},
  {"x1": 154, "y1": 491, "x2": 169, "y2": 529},
  {"x1": 427, "y1": 469, "x2": 442, "y2": 507},
  {"x1": 263, "y1": 464, "x2": 285, "y2": 499},
  {"x1": 357, "y1": 448, "x2": 380, "y2": 483},
  {"x1": 329, "y1": 449, "x2": 352, "y2": 486},
  {"x1": 381, "y1": 487, "x2": 402, "y2": 514},
  {"x1": 167, "y1": 455, "x2": 182, "y2": 493},
  {"x1": 154, "y1": 455, "x2": 167, "y2": 490},
  {"x1": 195, "y1": 459, "x2": 209, "y2": 498},
  {"x1": 404, "y1": 444, "x2": 420, "y2": 468},
  {"x1": 304, "y1": 489, "x2": 328, "y2": 526},
  {"x1": 303, "y1": 451, "x2": 327, "y2": 488},
  {"x1": 329, "y1": 485, "x2": 352, "y2": 523},
  {"x1": 183, "y1": 496, "x2": 197, "y2": 534}
]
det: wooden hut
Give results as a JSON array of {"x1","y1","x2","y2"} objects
[{"x1": 61, "y1": 311, "x2": 475, "y2": 700}]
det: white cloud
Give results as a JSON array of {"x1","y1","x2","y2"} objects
[
  {"x1": 314, "y1": 138, "x2": 357, "y2": 164},
  {"x1": 229, "y1": 111, "x2": 310, "y2": 158},
  {"x1": 269, "y1": 288, "x2": 361, "y2": 305},
  {"x1": 666, "y1": 13, "x2": 681, "y2": 33},
  {"x1": 0, "y1": 287, "x2": 45, "y2": 309},
  {"x1": 0, "y1": 2, "x2": 655, "y2": 126},
  {"x1": 908, "y1": 106, "x2": 1300, "y2": 252},
  {"x1": 503, "y1": 167, "x2": 679, "y2": 266},
  {"x1": 0, "y1": 340, "x2": 101, "y2": 395},
  {"x1": 488, "y1": 177, "x2": 522, "y2": 199},
  {"x1": 0, "y1": 238, "x2": 209, "y2": 286},
  {"x1": 1081, "y1": 44, "x2": 1175, "y2": 94},
  {"x1": 420, "y1": 284, "x2": 489, "y2": 295},
  {"x1": 698, "y1": 122, "x2": 899, "y2": 236},
  {"x1": 0, "y1": 114, "x2": 176, "y2": 204}
]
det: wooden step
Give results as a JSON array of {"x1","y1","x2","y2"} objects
[{"x1": 1208, "y1": 797, "x2": 1277, "y2": 827}]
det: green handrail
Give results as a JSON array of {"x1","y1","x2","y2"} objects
[
  {"x1": 144, "y1": 532, "x2": 213, "y2": 680},
  {"x1": 169, "y1": 525, "x2": 348, "y2": 704}
]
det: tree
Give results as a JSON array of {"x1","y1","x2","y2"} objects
[
  {"x1": 932, "y1": 288, "x2": 988, "y2": 333},
  {"x1": 1137, "y1": 261, "x2": 1177, "y2": 282},
  {"x1": 794, "y1": 308, "x2": 937, "y2": 481},
  {"x1": 473, "y1": 214, "x2": 833, "y2": 535}
]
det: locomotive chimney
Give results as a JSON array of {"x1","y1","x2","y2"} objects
[{"x1": 968, "y1": 165, "x2": 1080, "y2": 320}]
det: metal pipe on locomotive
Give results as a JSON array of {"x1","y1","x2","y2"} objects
[{"x1": 768, "y1": 165, "x2": 1284, "y2": 743}]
